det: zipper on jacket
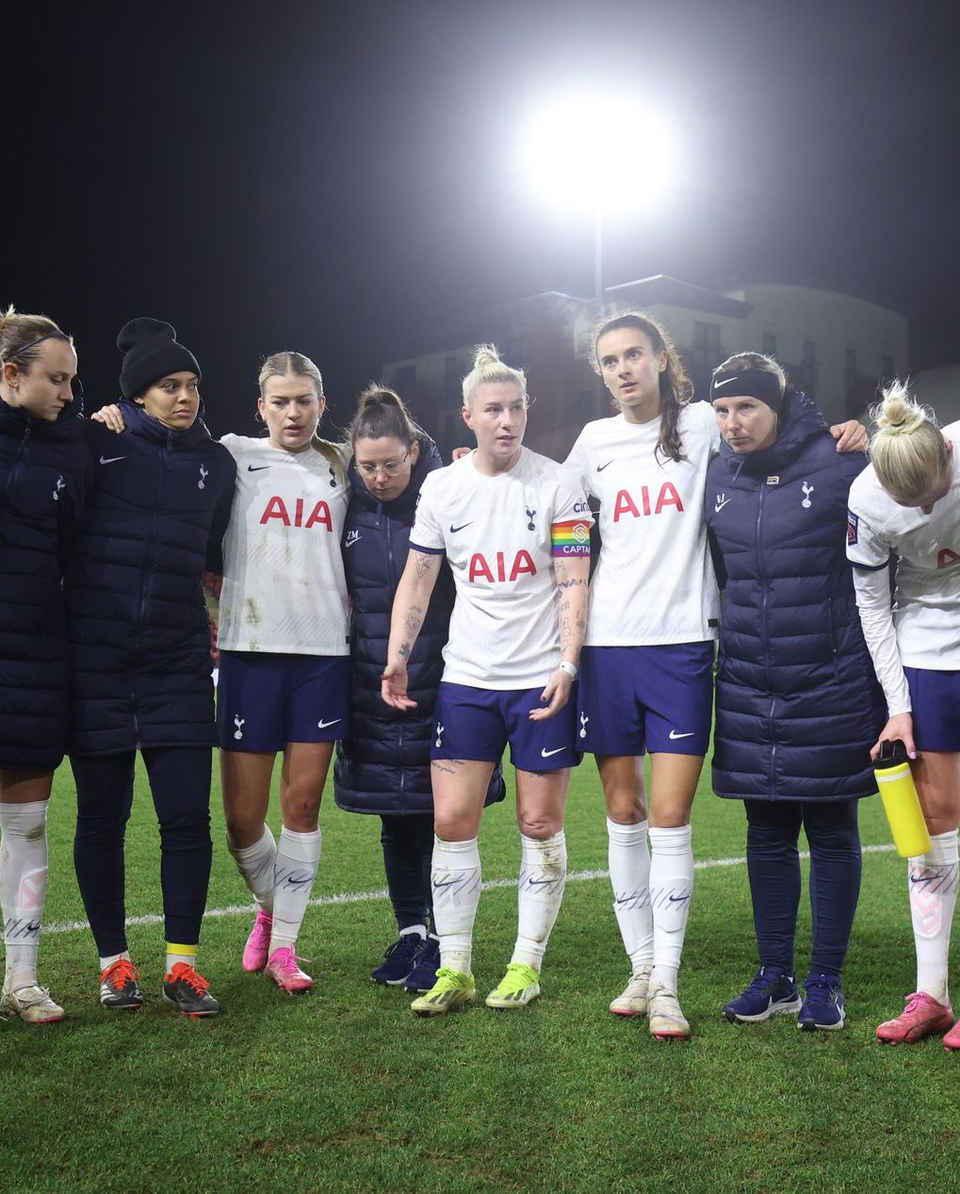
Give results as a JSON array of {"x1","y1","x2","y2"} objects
[
  {"x1": 754, "y1": 481, "x2": 777, "y2": 797},
  {"x1": 826, "y1": 596, "x2": 841, "y2": 682},
  {"x1": 132, "y1": 429, "x2": 172, "y2": 745},
  {"x1": 385, "y1": 515, "x2": 408, "y2": 809}
]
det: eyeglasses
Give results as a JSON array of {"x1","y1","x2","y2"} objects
[{"x1": 356, "y1": 451, "x2": 410, "y2": 478}]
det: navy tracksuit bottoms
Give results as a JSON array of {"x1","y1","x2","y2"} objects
[
  {"x1": 745, "y1": 798, "x2": 862, "y2": 978},
  {"x1": 71, "y1": 747, "x2": 212, "y2": 956}
]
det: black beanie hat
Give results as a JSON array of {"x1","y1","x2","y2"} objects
[{"x1": 117, "y1": 318, "x2": 201, "y2": 400}]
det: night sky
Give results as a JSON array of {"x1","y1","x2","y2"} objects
[{"x1": 5, "y1": 0, "x2": 958, "y2": 436}]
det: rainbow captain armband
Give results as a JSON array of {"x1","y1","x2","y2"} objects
[{"x1": 551, "y1": 519, "x2": 591, "y2": 557}]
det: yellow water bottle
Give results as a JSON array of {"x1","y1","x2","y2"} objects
[{"x1": 874, "y1": 739, "x2": 931, "y2": 858}]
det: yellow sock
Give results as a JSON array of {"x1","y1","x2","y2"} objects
[{"x1": 165, "y1": 943, "x2": 197, "y2": 974}]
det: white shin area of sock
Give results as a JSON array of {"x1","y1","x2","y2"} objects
[
  {"x1": 649, "y1": 823, "x2": 694, "y2": 992},
  {"x1": 270, "y1": 827, "x2": 321, "y2": 953},
  {"x1": 606, "y1": 817, "x2": 653, "y2": 971},
  {"x1": 1, "y1": 801, "x2": 49, "y2": 987},
  {"x1": 432, "y1": 836, "x2": 481, "y2": 976},
  {"x1": 228, "y1": 825, "x2": 278, "y2": 914},
  {"x1": 512, "y1": 831, "x2": 567, "y2": 970},
  {"x1": 909, "y1": 829, "x2": 959, "y2": 1006}
]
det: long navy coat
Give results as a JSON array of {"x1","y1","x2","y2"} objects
[
  {"x1": 704, "y1": 393, "x2": 885, "y2": 801},
  {"x1": 0, "y1": 395, "x2": 92, "y2": 770},
  {"x1": 65, "y1": 403, "x2": 235, "y2": 756},
  {"x1": 334, "y1": 435, "x2": 504, "y2": 815}
]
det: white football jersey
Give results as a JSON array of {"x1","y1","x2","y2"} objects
[
  {"x1": 217, "y1": 435, "x2": 351, "y2": 655},
  {"x1": 847, "y1": 421, "x2": 960, "y2": 669},
  {"x1": 410, "y1": 447, "x2": 591, "y2": 689},
  {"x1": 565, "y1": 402, "x2": 720, "y2": 646}
]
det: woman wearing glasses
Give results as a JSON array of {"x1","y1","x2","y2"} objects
[
  {"x1": 335, "y1": 385, "x2": 503, "y2": 994},
  {"x1": 0, "y1": 307, "x2": 91, "y2": 1024}
]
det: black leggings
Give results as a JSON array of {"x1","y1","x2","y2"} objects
[
  {"x1": 745, "y1": 798, "x2": 862, "y2": 978},
  {"x1": 71, "y1": 747, "x2": 212, "y2": 956},
  {"x1": 380, "y1": 814, "x2": 434, "y2": 934}
]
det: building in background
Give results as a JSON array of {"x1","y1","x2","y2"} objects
[
  {"x1": 912, "y1": 365, "x2": 960, "y2": 425},
  {"x1": 382, "y1": 276, "x2": 908, "y2": 460}
]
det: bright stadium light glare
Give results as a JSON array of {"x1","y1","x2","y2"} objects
[{"x1": 518, "y1": 92, "x2": 677, "y2": 217}]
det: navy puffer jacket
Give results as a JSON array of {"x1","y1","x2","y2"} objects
[
  {"x1": 705, "y1": 393, "x2": 885, "y2": 801},
  {"x1": 65, "y1": 403, "x2": 236, "y2": 755},
  {"x1": 334, "y1": 435, "x2": 505, "y2": 815},
  {"x1": 0, "y1": 395, "x2": 92, "y2": 769}
]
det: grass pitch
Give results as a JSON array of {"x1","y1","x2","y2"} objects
[{"x1": 1, "y1": 758, "x2": 957, "y2": 1194}]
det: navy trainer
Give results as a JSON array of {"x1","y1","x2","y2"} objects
[
  {"x1": 371, "y1": 933, "x2": 423, "y2": 985},
  {"x1": 798, "y1": 974, "x2": 845, "y2": 1031},
  {"x1": 722, "y1": 965, "x2": 802, "y2": 1023},
  {"x1": 403, "y1": 936, "x2": 440, "y2": 993}
]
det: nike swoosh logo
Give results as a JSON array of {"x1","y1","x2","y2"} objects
[
  {"x1": 317, "y1": 718, "x2": 342, "y2": 729},
  {"x1": 247, "y1": 464, "x2": 270, "y2": 472},
  {"x1": 713, "y1": 376, "x2": 738, "y2": 389},
  {"x1": 668, "y1": 730, "x2": 695, "y2": 740},
  {"x1": 525, "y1": 877, "x2": 559, "y2": 888},
  {"x1": 541, "y1": 747, "x2": 565, "y2": 758},
  {"x1": 450, "y1": 522, "x2": 472, "y2": 533},
  {"x1": 345, "y1": 537, "x2": 361, "y2": 547},
  {"x1": 668, "y1": 894, "x2": 690, "y2": 903},
  {"x1": 99, "y1": 455, "x2": 126, "y2": 465},
  {"x1": 433, "y1": 877, "x2": 460, "y2": 889},
  {"x1": 596, "y1": 461, "x2": 614, "y2": 472},
  {"x1": 715, "y1": 497, "x2": 731, "y2": 513}
]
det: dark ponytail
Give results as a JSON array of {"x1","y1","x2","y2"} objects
[
  {"x1": 349, "y1": 384, "x2": 417, "y2": 449},
  {"x1": 593, "y1": 310, "x2": 693, "y2": 464}
]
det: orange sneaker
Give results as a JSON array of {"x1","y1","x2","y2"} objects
[
  {"x1": 162, "y1": 963, "x2": 221, "y2": 1017},
  {"x1": 99, "y1": 958, "x2": 144, "y2": 1009}
]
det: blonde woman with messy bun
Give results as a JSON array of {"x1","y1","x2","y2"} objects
[
  {"x1": 847, "y1": 380, "x2": 960, "y2": 1048},
  {"x1": 383, "y1": 345, "x2": 592, "y2": 1016}
]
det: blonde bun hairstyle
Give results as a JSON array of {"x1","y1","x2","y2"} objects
[
  {"x1": 461, "y1": 343, "x2": 527, "y2": 408},
  {"x1": 870, "y1": 379, "x2": 948, "y2": 505}
]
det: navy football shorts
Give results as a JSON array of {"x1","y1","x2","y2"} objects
[
  {"x1": 432, "y1": 681, "x2": 581, "y2": 772},
  {"x1": 217, "y1": 650, "x2": 350, "y2": 752},
  {"x1": 577, "y1": 642, "x2": 714, "y2": 757}
]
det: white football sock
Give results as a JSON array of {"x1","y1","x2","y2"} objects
[
  {"x1": 909, "y1": 829, "x2": 959, "y2": 1006},
  {"x1": 432, "y1": 836, "x2": 481, "y2": 976},
  {"x1": 649, "y1": 824, "x2": 694, "y2": 993},
  {"x1": 1, "y1": 801, "x2": 49, "y2": 988},
  {"x1": 227, "y1": 825, "x2": 277, "y2": 914},
  {"x1": 607, "y1": 817, "x2": 653, "y2": 972},
  {"x1": 512, "y1": 831, "x2": 567, "y2": 970},
  {"x1": 270, "y1": 827, "x2": 321, "y2": 953},
  {"x1": 99, "y1": 950, "x2": 131, "y2": 972}
]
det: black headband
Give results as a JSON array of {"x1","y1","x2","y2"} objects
[
  {"x1": 710, "y1": 368, "x2": 785, "y2": 414},
  {"x1": 1, "y1": 330, "x2": 70, "y2": 365}
]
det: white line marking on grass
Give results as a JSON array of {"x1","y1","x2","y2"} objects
[{"x1": 43, "y1": 843, "x2": 897, "y2": 937}]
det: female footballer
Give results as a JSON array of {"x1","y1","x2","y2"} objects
[
  {"x1": 382, "y1": 345, "x2": 592, "y2": 1016},
  {"x1": 847, "y1": 382, "x2": 960, "y2": 1048},
  {"x1": 215, "y1": 352, "x2": 351, "y2": 994},
  {"x1": 564, "y1": 310, "x2": 865, "y2": 1039},
  {"x1": 69, "y1": 318, "x2": 236, "y2": 1018},
  {"x1": 0, "y1": 307, "x2": 91, "y2": 1023}
]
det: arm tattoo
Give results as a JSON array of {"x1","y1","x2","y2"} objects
[
  {"x1": 557, "y1": 578, "x2": 587, "y2": 590},
  {"x1": 398, "y1": 642, "x2": 411, "y2": 660},
  {"x1": 414, "y1": 552, "x2": 438, "y2": 579}
]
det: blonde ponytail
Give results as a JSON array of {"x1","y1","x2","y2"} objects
[
  {"x1": 870, "y1": 380, "x2": 948, "y2": 505},
  {"x1": 461, "y1": 343, "x2": 527, "y2": 408}
]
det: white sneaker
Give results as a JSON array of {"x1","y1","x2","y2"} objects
[
  {"x1": 648, "y1": 983, "x2": 690, "y2": 1040},
  {"x1": 609, "y1": 965, "x2": 653, "y2": 1016},
  {"x1": 1, "y1": 981, "x2": 65, "y2": 1024}
]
